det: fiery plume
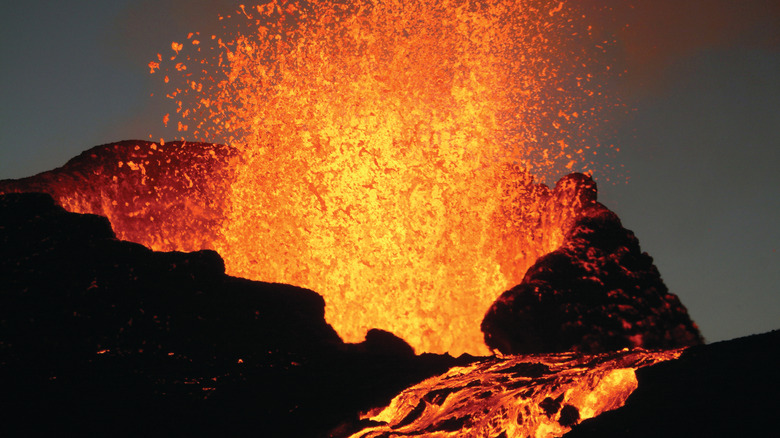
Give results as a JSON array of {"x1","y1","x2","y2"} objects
[
  {"x1": 144, "y1": 0, "x2": 619, "y2": 355},
  {"x1": 0, "y1": 1, "x2": 620, "y2": 356}
]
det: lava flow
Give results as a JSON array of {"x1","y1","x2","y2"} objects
[
  {"x1": 145, "y1": 0, "x2": 618, "y2": 355},
  {"x1": 350, "y1": 348, "x2": 683, "y2": 437}
]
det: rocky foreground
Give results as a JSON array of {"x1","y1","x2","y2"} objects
[
  {"x1": 0, "y1": 192, "x2": 473, "y2": 436},
  {"x1": 563, "y1": 329, "x2": 780, "y2": 437},
  {"x1": 0, "y1": 142, "x2": 769, "y2": 437},
  {"x1": 2, "y1": 192, "x2": 778, "y2": 437}
]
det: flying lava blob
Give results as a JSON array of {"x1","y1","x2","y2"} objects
[{"x1": 147, "y1": 0, "x2": 621, "y2": 356}]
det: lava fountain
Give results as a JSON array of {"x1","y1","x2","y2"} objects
[
  {"x1": 5, "y1": 0, "x2": 619, "y2": 356},
  {"x1": 152, "y1": 0, "x2": 618, "y2": 355}
]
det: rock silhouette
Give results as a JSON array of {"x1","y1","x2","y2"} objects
[
  {"x1": 482, "y1": 181, "x2": 703, "y2": 355},
  {"x1": 0, "y1": 192, "x2": 471, "y2": 437},
  {"x1": 563, "y1": 330, "x2": 780, "y2": 438},
  {"x1": 2, "y1": 142, "x2": 714, "y2": 435},
  {"x1": 1, "y1": 165, "x2": 773, "y2": 437}
]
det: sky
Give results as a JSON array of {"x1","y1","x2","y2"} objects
[{"x1": 1, "y1": 0, "x2": 778, "y2": 344}]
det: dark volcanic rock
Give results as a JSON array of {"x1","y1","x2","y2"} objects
[
  {"x1": 0, "y1": 193, "x2": 471, "y2": 437},
  {"x1": 564, "y1": 330, "x2": 780, "y2": 438},
  {"x1": 356, "y1": 328, "x2": 416, "y2": 357},
  {"x1": 0, "y1": 192, "x2": 339, "y2": 366},
  {"x1": 482, "y1": 191, "x2": 703, "y2": 355}
]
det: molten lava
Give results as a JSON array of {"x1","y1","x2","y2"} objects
[
  {"x1": 144, "y1": 0, "x2": 619, "y2": 355},
  {"x1": 0, "y1": 1, "x2": 621, "y2": 356},
  {"x1": 349, "y1": 348, "x2": 683, "y2": 437}
]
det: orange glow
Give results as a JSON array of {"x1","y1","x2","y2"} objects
[
  {"x1": 53, "y1": 141, "x2": 239, "y2": 254},
  {"x1": 158, "y1": 0, "x2": 615, "y2": 355},
  {"x1": 351, "y1": 348, "x2": 683, "y2": 437},
  {"x1": 50, "y1": 1, "x2": 617, "y2": 356}
]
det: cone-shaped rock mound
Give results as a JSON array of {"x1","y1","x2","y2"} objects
[{"x1": 482, "y1": 200, "x2": 703, "y2": 355}]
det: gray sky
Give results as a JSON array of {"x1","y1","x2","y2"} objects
[{"x1": 1, "y1": 0, "x2": 778, "y2": 343}]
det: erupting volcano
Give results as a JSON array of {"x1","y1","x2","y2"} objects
[
  {"x1": 182, "y1": 0, "x2": 622, "y2": 356},
  {"x1": 74, "y1": 0, "x2": 627, "y2": 355},
  {"x1": 4, "y1": 0, "x2": 747, "y2": 436}
]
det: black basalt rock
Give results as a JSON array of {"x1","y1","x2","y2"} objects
[
  {"x1": 482, "y1": 200, "x2": 703, "y2": 355},
  {"x1": 563, "y1": 330, "x2": 780, "y2": 438},
  {"x1": 360, "y1": 328, "x2": 417, "y2": 357},
  {"x1": 0, "y1": 192, "x2": 472, "y2": 437}
]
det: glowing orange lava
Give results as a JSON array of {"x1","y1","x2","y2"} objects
[
  {"x1": 350, "y1": 348, "x2": 683, "y2": 437},
  {"x1": 0, "y1": 1, "x2": 619, "y2": 356},
  {"x1": 143, "y1": 0, "x2": 620, "y2": 355}
]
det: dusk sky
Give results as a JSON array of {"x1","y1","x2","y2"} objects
[{"x1": 1, "y1": 1, "x2": 778, "y2": 344}]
